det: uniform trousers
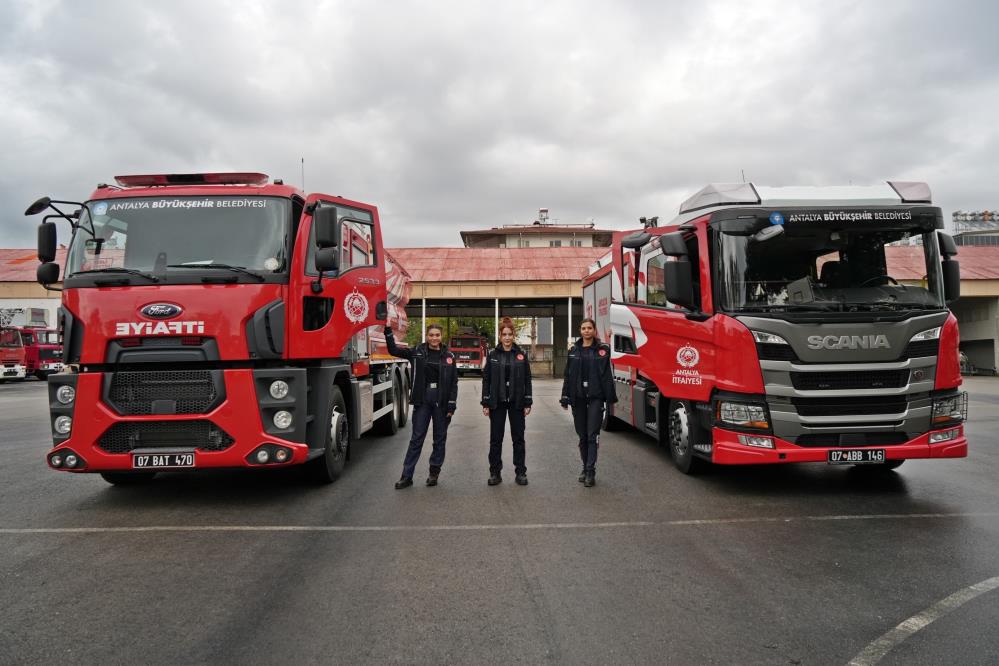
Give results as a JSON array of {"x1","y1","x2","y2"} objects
[
  {"x1": 572, "y1": 397, "x2": 604, "y2": 473},
  {"x1": 488, "y1": 402, "x2": 526, "y2": 475},
  {"x1": 401, "y1": 387, "x2": 449, "y2": 479}
]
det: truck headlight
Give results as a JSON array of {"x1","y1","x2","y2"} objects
[
  {"x1": 273, "y1": 410, "x2": 293, "y2": 429},
  {"x1": 932, "y1": 393, "x2": 967, "y2": 424},
  {"x1": 269, "y1": 380, "x2": 290, "y2": 400},
  {"x1": 716, "y1": 401, "x2": 770, "y2": 429},
  {"x1": 751, "y1": 330, "x2": 789, "y2": 345},
  {"x1": 56, "y1": 385, "x2": 76, "y2": 405},
  {"x1": 54, "y1": 415, "x2": 73, "y2": 435},
  {"x1": 909, "y1": 327, "x2": 941, "y2": 342}
]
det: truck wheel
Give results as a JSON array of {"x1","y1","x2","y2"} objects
[
  {"x1": 602, "y1": 404, "x2": 622, "y2": 431},
  {"x1": 308, "y1": 386, "x2": 349, "y2": 483},
  {"x1": 668, "y1": 400, "x2": 708, "y2": 474},
  {"x1": 374, "y1": 379, "x2": 401, "y2": 436},
  {"x1": 100, "y1": 472, "x2": 157, "y2": 485},
  {"x1": 397, "y1": 373, "x2": 409, "y2": 427}
]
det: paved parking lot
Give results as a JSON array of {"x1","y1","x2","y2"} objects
[{"x1": 2, "y1": 377, "x2": 998, "y2": 664}]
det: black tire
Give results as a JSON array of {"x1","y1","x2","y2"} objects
[
  {"x1": 602, "y1": 403, "x2": 622, "y2": 431},
  {"x1": 100, "y1": 471, "x2": 157, "y2": 485},
  {"x1": 668, "y1": 400, "x2": 708, "y2": 474},
  {"x1": 373, "y1": 376, "x2": 401, "y2": 436},
  {"x1": 397, "y1": 372, "x2": 409, "y2": 427},
  {"x1": 307, "y1": 385, "x2": 349, "y2": 483},
  {"x1": 35, "y1": 371, "x2": 50, "y2": 381}
]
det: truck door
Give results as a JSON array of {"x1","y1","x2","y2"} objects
[
  {"x1": 286, "y1": 195, "x2": 387, "y2": 361},
  {"x1": 612, "y1": 225, "x2": 715, "y2": 406}
]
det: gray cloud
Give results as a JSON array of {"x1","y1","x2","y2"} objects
[{"x1": 2, "y1": 0, "x2": 998, "y2": 250}]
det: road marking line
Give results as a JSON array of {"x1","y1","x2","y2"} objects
[
  {"x1": 848, "y1": 576, "x2": 999, "y2": 666},
  {"x1": 1, "y1": 512, "x2": 997, "y2": 535}
]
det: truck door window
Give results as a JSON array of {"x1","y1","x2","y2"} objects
[
  {"x1": 640, "y1": 235, "x2": 702, "y2": 311},
  {"x1": 621, "y1": 247, "x2": 638, "y2": 303},
  {"x1": 305, "y1": 205, "x2": 375, "y2": 276}
]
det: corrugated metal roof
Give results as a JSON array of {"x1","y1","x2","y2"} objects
[
  {"x1": 460, "y1": 226, "x2": 615, "y2": 235},
  {"x1": 0, "y1": 249, "x2": 67, "y2": 281}
]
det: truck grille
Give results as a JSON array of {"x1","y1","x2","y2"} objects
[
  {"x1": 790, "y1": 369, "x2": 909, "y2": 391},
  {"x1": 757, "y1": 339, "x2": 939, "y2": 363},
  {"x1": 791, "y1": 396, "x2": 908, "y2": 417},
  {"x1": 97, "y1": 420, "x2": 234, "y2": 454},
  {"x1": 39, "y1": 348, "x2": 62, "y2": 360},
  {"x1": 795, "y1": 433, "x2": 909, "y2": 448},
  {"x1": 107, "y1": 370, "x2": 220, "y2": 415}
]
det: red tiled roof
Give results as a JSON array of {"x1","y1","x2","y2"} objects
[
  {"x1": 0, "y1": 249, "x2": 67, "y2": 281},
  {"x1": 1, "y1": 246, "x2": 997, "y2": 283},
  {"x1": 386, "y1": 247, "x2": 608, "y2": 282},
  {"x1": 460, "y1": 226, "x2": 615, "y2": 235}
]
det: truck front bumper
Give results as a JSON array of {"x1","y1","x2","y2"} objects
[
  {"x1": 46, "y1": 369, "x2": 311, "y2": 473},
  {"x1": 2, "y1": 364, "x2": 26, "y2": 379},
  {"x1": 711, "y1": 425, "x2": 967, "y2": 464}
]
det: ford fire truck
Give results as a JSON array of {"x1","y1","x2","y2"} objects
[
  {"x1": 584, "y1": 182, "x2": 967, "y2": 473},
  {"x1": 26, "y1": 172, "x2": 412, "y2": 485}
]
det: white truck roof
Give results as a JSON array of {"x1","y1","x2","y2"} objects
[{"x1": 674, "y1": 181, "x2": 932, "y2": 223}]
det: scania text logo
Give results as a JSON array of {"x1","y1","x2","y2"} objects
[
  {"x1": 141, "y1": 303, "x2": 182, "y2": 319},
  {"x1": 806, "y1": 334, "x2": 890, "y2": 350}
]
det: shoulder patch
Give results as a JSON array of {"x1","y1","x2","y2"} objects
[
  {"x1": 516, "y1": 353, "x2": 525, "y2": 361},
  {"x1": 598, "y1": 349, "x2": 607, "y2": 357}
]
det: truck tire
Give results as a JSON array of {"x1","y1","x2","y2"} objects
[
  {"x1": 668, "y1": 400, "x2": 708, "y2": 474},
  {"x1": 100, "y1": 471, "x2": 157, "y2": 485},
  {"x1": 308, "y1": 385, "x2": 349, "y2": 483},
  {"x1": 374, "y1": 378, "x2": 401, "y2": 436},
  {"x1": 602, "y1": 404, "x2": 622, "y2": 431},
  {"x1": 397, "y1": 372, "x2": 409, "y2": 427}
]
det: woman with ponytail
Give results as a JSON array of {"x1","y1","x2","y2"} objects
[
  {"x1": 481, "y1": 317, "x2": 533, "y2": 486},
  {"x1": 559, "y1": 318, "x2": 617, "y2": 487}
]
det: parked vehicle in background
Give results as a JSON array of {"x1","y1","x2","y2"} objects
[
  {"x1": 0, "y1": 327, "x2": 28, "y2": 381},
  {"x1": 450, "y1": 333, "x2": 489, "y2": 375},
  {"x1": 19, "y1": 327, "x2": 63, "y2": 379},
  {"x1": 585, "y1": 181, "x2": 967, "y2": 474},
  {"x1": 26, "y1": 171, "x2": 411, "y2": 485}
]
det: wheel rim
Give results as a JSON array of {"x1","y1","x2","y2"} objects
[
  {"x1": 329, "y1": 406, "x2": 348, "y2": 461},
  {"x1": 670, "y1": 404, "x2": 690, "y2": 458}
]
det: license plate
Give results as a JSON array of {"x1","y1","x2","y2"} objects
[
  {"x1": 3, "y1": 370, "x2": 17, "y2": 377},
  {"x1": 827, "y1": 449, "x2": 886, "y2": 464},
  {"x1": 132, "y1": 453, "x2": 195, "y2": 469}
]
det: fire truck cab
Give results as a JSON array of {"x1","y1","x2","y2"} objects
[
  {"x1": 26, "y1": 172, "x2": 411, "y2": 485},
  {"x1": 586, "y1": 182, "x2": 967, "y2": 473}
]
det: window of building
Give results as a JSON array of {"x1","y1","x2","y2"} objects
[{"x1": 549, "y1": 240, "x2": 562, "y2": 247}]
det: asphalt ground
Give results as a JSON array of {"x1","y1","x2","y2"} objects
[{"x1": 1, "y1": 376, "x2": 998, "y2": 665}]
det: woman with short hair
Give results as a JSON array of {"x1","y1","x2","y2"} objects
[
  {"x1": 481, "y1": 317, "x2": 533, "y2": 486},
  {"x1": 560, "y1": 318, "x2": 616, "y2": 487}
]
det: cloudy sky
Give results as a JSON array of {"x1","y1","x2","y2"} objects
[{"x1": 2, "y1": 0, "x2": 997, "y2": 249}]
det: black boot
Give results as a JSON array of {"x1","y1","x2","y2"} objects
[
  {"x1": 487, "y1": 474, "x2": 502, "y2": 486},
  {"x1": 578, "y1": 469, "x2": 586, "y2": 483},
  {"x1": 426, "y1": 466, "x2": 440, "y2": 486},
  {"x1": 515, "y1": 474, "x2": 528, "y2": 486},
  {"x1": 583, "y1": 472, "x2": 595, "y2": 487},
  {"x1": 395, "y1": 477, "x2": 413, "y2": 489}
]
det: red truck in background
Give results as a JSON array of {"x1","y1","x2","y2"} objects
[
  {"x1": 1, "y1": 327, "x2": 29, "y2": 381},
  {"x1": 1, "y1": 325, "x2": 60, "y2": 380},
  {"x1": 586, "y1": 181, "x2": 967, "y2": 474},
  {"x1": 449, "y1": 333, "x2": 489, "y2": 375},
  {"x1": 26, "y1": 172, "x2": 411, "y2": 485}
]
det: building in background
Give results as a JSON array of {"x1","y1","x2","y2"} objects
[
  {"x1": 460, "y1": 209, "x2": 615, "y2": 249},
  {"x1": 953, "y1": 210, "x2": 999, "y2": 246}
]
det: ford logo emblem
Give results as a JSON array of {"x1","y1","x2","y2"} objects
[{"x1": 141, "y1": 303, "x2": 182, "y2": 319}]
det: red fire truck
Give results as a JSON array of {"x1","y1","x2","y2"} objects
[
  {"x1": 584, "y1": 182, "x2": 967, "y2": 473},
  {"x1": 26, "y1": 172, "x2": 411, "y2": 485},
  {"x1": 1, "y1": 327, "x2": 29, "y2": 381},
  {"x1": 449, "y1": 333, "x2": 489, "y2": 375}
]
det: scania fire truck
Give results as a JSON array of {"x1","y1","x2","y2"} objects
[
  {"x1": 26, "y1": 172, "x2": 412, "y2": 485},
  {"x1": 449, "y1": 332, "x2": 489, "y2": 375},
  {"x1": 584, "y1": 182, "x2": 967, "y2": 473}
]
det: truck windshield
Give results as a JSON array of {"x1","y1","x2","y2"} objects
[
  {"x1": 717, "y1": 225, "x2": 945, "y2": 313},
  {"x1": 66, "y1": 196, "x2": 290, "y2": 280},
  {"x1": 0, "y1": 329, "x2": 23, "y2": 347}
]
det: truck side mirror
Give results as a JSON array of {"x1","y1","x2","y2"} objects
[
  {"x1": 943, "y1": 259, "x2": 960, "y2": 304},
  {"x1": 622, "y1": 232, "x2": 651, "y2": 249},
  {"x1": 313, "y1": 207, "x2": 339, "y2": 248},
  {"x1": 37, "y1": 262, "x2": 60, "y2": 286},
  {"x1": 660, "y1": 231, "x2": 688, "y2": 256},
  {"x1": 375, "y1": 301, "x2": 388, "y2": 321},
  {"x1": 38, "y1": 221, "x2": 57, "y2": 263},
  {"x1": 664, "y1": 258, "x2": 695, "y2": 310},
  {"x1": 314, "y1": 247, "x2": 339, "y2": 273}
]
